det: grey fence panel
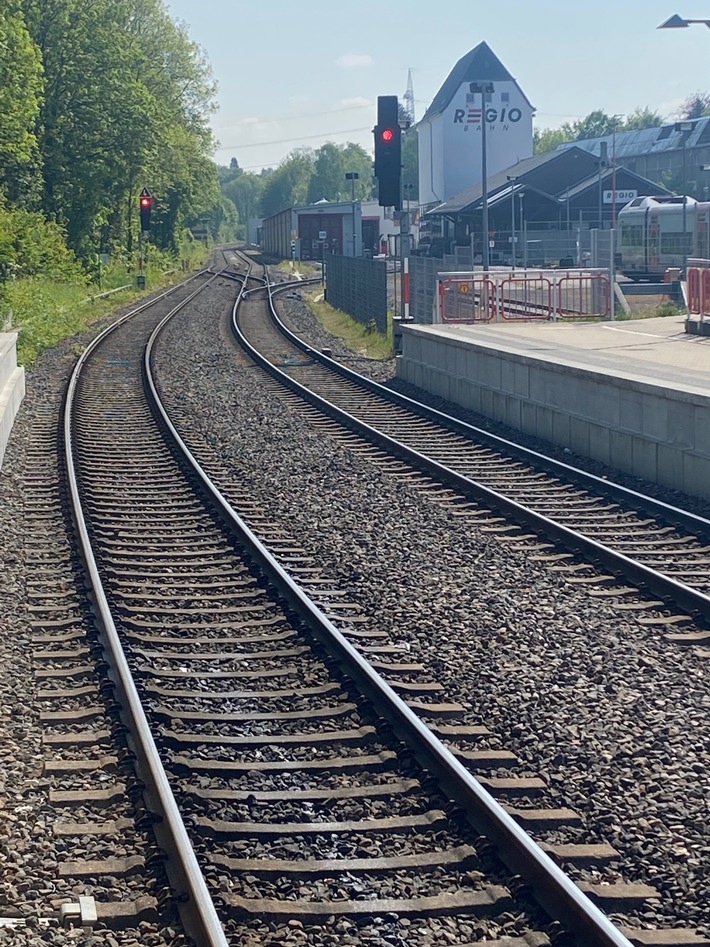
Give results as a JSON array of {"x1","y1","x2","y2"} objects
[
  {"x1": 324, "y1": 255, "x2": 388, "y2": 334},
  {"x1": 410, "y1": 256, "x2": 471, "y2": 323}
]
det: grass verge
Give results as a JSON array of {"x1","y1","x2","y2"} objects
[
  {"x1": 304, "y1": 289, "x2": 394, "y2": 360},
  {"x1": 5, "y1": 246, "x2": 211, "y2": 367}
]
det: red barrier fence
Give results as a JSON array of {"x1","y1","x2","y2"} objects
[
  {"x1": 436, "y1": 270, "x2": 610, "y2": 324},
  {"x1": 687, "y1": 261, "x2": 710, "y2": 318}
]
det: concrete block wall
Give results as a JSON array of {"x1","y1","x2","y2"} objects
[
  {"x1": 0, "y1": 333, "x2": 25, "y2": 471},
  {"x1": 398, "y1": 326, "x2": 710, "y2": 501}
]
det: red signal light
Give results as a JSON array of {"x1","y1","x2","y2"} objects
[
  {"x1": 140, "y1": 197, "x2": 151, "y2": 207},
  {"x1": 381, "y1": 128, "x2": 394, "y2": 142}
]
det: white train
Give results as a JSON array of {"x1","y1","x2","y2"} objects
[{"x1": 616, "y1": 195, "x2": 710, "y2": 280}]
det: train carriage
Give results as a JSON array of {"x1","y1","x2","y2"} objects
[{"x1": 617, "y1": 195, "x2": 710, "y2": 280}]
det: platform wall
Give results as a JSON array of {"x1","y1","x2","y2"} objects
[
  {"x1": 398, "y1": 325, "x2": 710, "y2": 501},
  {"x1": 0, "y1": 333, "x2": 25, "y2": 472}
]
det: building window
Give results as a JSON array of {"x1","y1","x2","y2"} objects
[
  {"x1": 621, "y1": 223, "x2": 643, "y2": 247},
  {"x1": 660, "y1": 231, "x2": 693, "y2": 255},
  {"x1": 501, "y1": 92, "x2": 510, "y2": 103}
]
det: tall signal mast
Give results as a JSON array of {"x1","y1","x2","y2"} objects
[{"x1": 403, "y1": 68, "x2": 415, "y2": 125}]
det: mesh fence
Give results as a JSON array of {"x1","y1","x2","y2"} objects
[{"x1": 324, "y1": 255, "x2": 388, "y2": 334}]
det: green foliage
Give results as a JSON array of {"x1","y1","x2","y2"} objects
[
  {"x1": 261, "y1": 149, "x2": 315, "y2": 217},
  {"x1": 402, "y1": 128, "x2": 418, "y2": 202},
  {"x1": 534, "y1": 104, "x2": 676, "y2": 154},
  {"x1": 0, "y1": 203, "x2": 83, "y2": 281},
  {"x1": 6, "y1": 241, "x2": 210, "y2": 366},
  {"x1": 223, "y1": 172, "x2": 264, "y2": 237},
  {"x1": 0, "y1": 5, "x2": 43, "y2": 204},
  {"x1": 533, "y1": 126, "x2": 570, "y2": 154},
  {"x1": 680, "y1": 93, "x2": 710, "y2": 120},
  {"x1": 304, "y1": 289, "x2": 393, "y2": 359},
  {"x1": 307, "y1": 142, "x2": 374, "y2": 204},
  {"x1": 14, "y1": 0, "x2": 220, "y2": 260},
  {"x1": 220, "y1": 141, "x2": 375, "y2": 221},
  {"x1": 623, "y1": 106, "x2": 665, "y2": 130}
]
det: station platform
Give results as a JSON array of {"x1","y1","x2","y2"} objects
[
  {"x1": 397, "y1": 316, "x2": 710, "y2": 501},
  {"x1": 0, "y1": 332, "x2": 25, "y2": 472}
]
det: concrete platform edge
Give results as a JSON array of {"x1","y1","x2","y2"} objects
[
  {"x1": 0, "y1": 333, "x2": 25, "y2": 472},
  {"x1": 397, "y1": 324, "x2": 710, "y2": 501}
]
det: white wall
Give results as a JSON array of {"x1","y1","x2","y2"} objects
[{"x1": 420, "y1": 81, "x2": 533, "y2": 205}]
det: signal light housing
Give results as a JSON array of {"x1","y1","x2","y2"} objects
[
  {"x1": 139, "y1": 189, "x2": 153, "y2": 231},
  {"x1": 374, "y1": 96, "x2": 401, "y2": 210}
]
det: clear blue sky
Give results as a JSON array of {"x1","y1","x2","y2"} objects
[{"x1": 163, "y1": 0, "x2": 710, "y2": 171}]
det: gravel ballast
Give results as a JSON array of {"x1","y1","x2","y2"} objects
[
  {"x1": 153, "y1": 274, "x2": 710, "y2": 936},
  {"x1": 1, "y1": 265, "x2": 708, "y2": 942}
]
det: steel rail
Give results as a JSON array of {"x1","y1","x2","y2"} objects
[
  {"x1": 237, "y1": 270, "x2": 710, "y2": 622},
  {"x1": 140, "y1": 279, "x2": 636, "y2": 947},
  {"x1": 63, "y1": 269, "x2": 230, "y2": 947},
  {"x1": 265, "y1": 274, "x2": 710, "y2": 542}
]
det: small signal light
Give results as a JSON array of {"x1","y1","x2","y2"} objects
[
  {"x1": 382, "y1": 128, "x2": 394, "y2": 142},
  {"x1": 139, "y1": 190, "x2": 153, "y2": 231}
]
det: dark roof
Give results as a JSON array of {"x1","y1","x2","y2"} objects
[
  {"x1": 420, "y1": 42, "x2": 532, "y2": 123},
  {"x1": 557, "y1": 116, "x2": 710, "y2": 160},
  {"x1": 560, "y1": 167, "x2": 673, "y2": 203},
  {"x1": 426, "y1": 146, "x2": 598, "y2": 215}
]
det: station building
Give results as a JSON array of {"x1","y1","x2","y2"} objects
[
  {"x1": 417, "y1": 42, "x2": 534, "y2": 209},
  {"x1": 559, "y1": 116, "x2": 710, "y2": 201},
  {"x1": 423, "y1": 145, "x2": 672, "y2": 263},
  {"x1": 260, "y1": 199, "x2": 421, "y2": 261},
  {"x1": 260, "y1": 200, "x2": 363, "y2": 262}
]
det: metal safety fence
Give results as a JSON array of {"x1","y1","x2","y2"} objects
[{"x1": 435, "y1": 269, "x2": 611, "y2": 324}]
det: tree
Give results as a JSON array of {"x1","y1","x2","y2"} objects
[
  {"x1": 533, "y1": 126, "x2": 569, "y2": 154},
  {"x1": 679, "y1": 93, "x2": 710, "y2": 120},
  {"x1": 339, "y1": 143, "x2": 374, "y2": 200},
  {"x1": 0, "y1": 4, "x2": 43, "y2": 204},
  {"x1": 260, "y1": 149, "x2": 314, "y2": 217},
  {"x1": 20, "y1": 0, "x2": 219, "y2": 258},
  {"x1": 402, "y1": 128, "x2": 418, "y2": 201},
  {"x1": 222, "y1": 171, "x2": 265, "y2": 233},
  {"x1": 623, "y1": 107, "x2": 665, "y2": 130},
  {"x1": 307, "y1": 142, "x2": 345, "y2": 203},
  {"x1": 568, "y1": 110, "x2": 618, "y2": 141},
  {"x1": 306, "y1": 142, "x2": 373, "y2": 204},
  {"x1": 534, "y1": 106, "x2": 666, "y2": 155}
]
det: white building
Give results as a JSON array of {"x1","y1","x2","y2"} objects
[{"x1": 418, "y1": 41, "x2": 534, "y2": 208}]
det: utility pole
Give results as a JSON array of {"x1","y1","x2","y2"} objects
[{"x1": 675, "y1": 120, "x2": 694, "y2": 272}]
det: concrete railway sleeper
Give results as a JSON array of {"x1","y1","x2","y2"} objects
[{"x1": 47, "y1": 247, "x2": 669, "y2": 946}]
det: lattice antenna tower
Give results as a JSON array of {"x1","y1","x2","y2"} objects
[{"x1": 403, "y1": 68, "x2": 415, "y2": 125}]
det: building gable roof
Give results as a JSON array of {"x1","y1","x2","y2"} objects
[
  {"x1": 557, "y1": 116, "x2": 710, "y2": 160},
  {"x1": 426, "y1": 146, "x2": 597, "y2": 216},
  {"x1": 560, "y1": 167, "x2": 673, "y2": 203},
  {"x1": 421, "y1": 41, "x2": 532, "y2": 123}
]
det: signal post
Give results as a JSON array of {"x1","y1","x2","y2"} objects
[
  {"x1": 138, "y1": 188, "x2": 153, "y2": 289},
  {"x1": 373, "y1": 95, "x2": 411, "y2": 332}
]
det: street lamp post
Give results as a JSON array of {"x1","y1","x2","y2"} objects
[
  {"x1": 470, "y1": 81, "x2": 494, "y2": 271},
  {"x1": 658, "y1": 15, "x2": 709, "y2": 270},
  {"x1": 345, "y1": 172, "x2": 359, "y2": 256},
  {"x1": 597, "y1": 141, "x2": 608, "y2": 230},
  {"x1": 507, "y1": 175, "x2": 517, "y2": 268},
  {"x1": 675, "y1": 121, "x2": 694, "y2": 269}
]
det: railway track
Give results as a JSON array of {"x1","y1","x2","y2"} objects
[
  {"x1": 226, "y1": 251, "x2": 710, "y2": 648},
  {"x1": 45, "y1": 250, "x2": 666, "y2": 946}
]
